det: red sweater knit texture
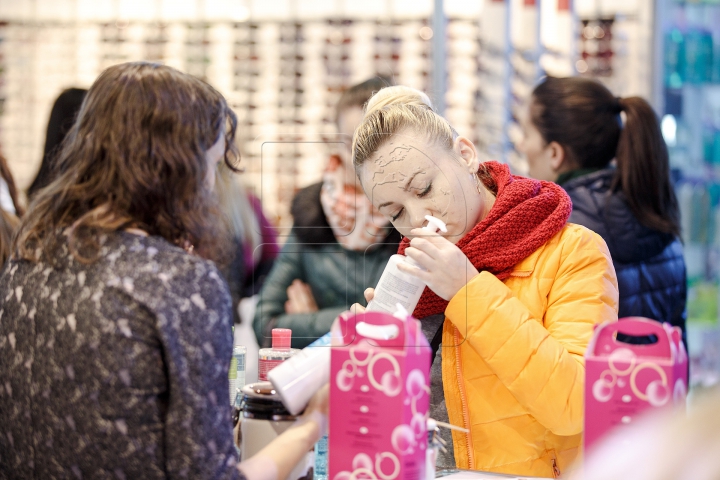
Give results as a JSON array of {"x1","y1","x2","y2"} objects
[{"x1": 397, "y1": 161, "x2": 572, "y2": 319}]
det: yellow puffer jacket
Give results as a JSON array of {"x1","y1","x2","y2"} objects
[{"x1": 442, "y1": 223, "x2": 619, "y2": 478}]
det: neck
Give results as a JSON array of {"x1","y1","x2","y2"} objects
[{"x1": 478, "y1": 186, "x2": 496, "y2": 224}]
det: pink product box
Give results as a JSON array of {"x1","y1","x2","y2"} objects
[
  {"x1": 584, "y1": 317, "x2": 688, "y2": 452},
  {"x1": 329, "y1": 311, "x2": 431, "y2": 480}
]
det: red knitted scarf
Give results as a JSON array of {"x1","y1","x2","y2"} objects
[{"x1": 398, "y1": 161, "x2": 572, "y2": 319}]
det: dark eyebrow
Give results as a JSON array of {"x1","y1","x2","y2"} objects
[
  {"x1": 377, "y1": 171, "x2": 422, "y2": 211},
  {"x1": 402, "y1": 171, "x2": 422, "y2": 192}
]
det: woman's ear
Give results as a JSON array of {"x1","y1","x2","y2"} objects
[
  {"x1": 547, "y1": 141, "x2": 567, "y2": 172},
  {"x1": 454, "y1": 136, "x2": 479, "y2": 173}
]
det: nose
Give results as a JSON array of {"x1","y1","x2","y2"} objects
[{"x1": 408, "y1": 206, "x2": 428, "y2": 231}]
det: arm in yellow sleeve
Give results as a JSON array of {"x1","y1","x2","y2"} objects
[{"x1": 445, "y1": 228, "x2": 618, "y2": 436}]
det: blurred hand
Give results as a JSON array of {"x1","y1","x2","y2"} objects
[
  {"x1": 364, "y1": 288, "x2": 374, "y2": 304},
  {"x1": 346, "y1": 288, "x2": 374, "y2": 315},
  {"x1": 398, "y1": 229, "x2": 480, "y2": 301},
  {"x1": 301, "y1": 384, "x2": 329, "y2": 438},
  {"x1": 305, "y1": 384, "x2": 329, "y2": 418},
  {"x1": 285, "y1": 280, "x2": 319, "y2": 314}
]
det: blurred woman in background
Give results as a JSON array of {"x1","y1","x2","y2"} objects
[
  {"x1": 216, "y1": 165, "x2": 278, "y2": 324},
  {"x1": 253, "y1": 76, "x2": 401, "y2": 349},
  {"x1": 520, "y1": 76, "x2": 686, "y2": 344},
  {"x1": 27, "y1": 88, "x2": 87, "y2": 201}
]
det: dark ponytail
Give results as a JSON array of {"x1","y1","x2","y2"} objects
[
  {"x1": 614, "y1": 97, "x2": 680, "y2": 237},
  {"x1": 531, "y1": 76, "x2": 680, "y2": 238}
]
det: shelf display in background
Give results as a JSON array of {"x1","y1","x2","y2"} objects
[
  {"x1": 664, "y1": 1, "x2": 720, "y2": 88},
  {"x1": 660, "y1": 0, "x2": 720, "y2": 390},
  {"x1": 0, "y1": 21, "x2": 6, "y2": 155},
  {"x1": 0, "y1": 16, "x2": 485, "y2": 230},
  {"x1": 578, "y1": 17, "x2": 614, "y2": 77}
]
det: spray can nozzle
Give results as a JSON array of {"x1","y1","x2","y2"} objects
[{"x1": 422, "y1": 215, "x2": 447, "y2": 234}]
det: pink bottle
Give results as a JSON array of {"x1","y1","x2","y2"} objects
[{"x1": 258, "y1": 328, "x2": 299, "y2": 382}]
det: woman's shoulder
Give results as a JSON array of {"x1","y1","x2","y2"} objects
[
  {"x1": 538, "y1": 223, "x2": 612, "y2": 265},
  {"x1": 103, "y1": 232, "x2": 229, "y2": 306},
  {"x1": 112, "y1": 232, "x2": 219, "y2": 272},
  {"x1": 557, "y1": 223, "x2": 610, "y2": 251}
]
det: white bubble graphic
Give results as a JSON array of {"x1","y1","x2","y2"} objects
[
  {"x1": 406, "y1": 369, "x2": 425, "y2": 398},
  {"x1": 608, "y1": 348, "x2": 637, "y2": 376},
  {"x1": 411, "y1": 413, "x2": 426, "y2": 439},
  {"x1": 646, "y1": 380, "x2": 670, "y2": 407},
  {"x1": 336, "y1": 369, "x2": 354, "y2": 392},
  {"x1": 592, "y1": 378, "x2": 613, "y2": 402},
  {"x1": 673, "y1": 378, "x2": 687, "y2": 404},
  {"x1": 381, "y1": 371, "x2": 402, "y2": 397},
  {"x1": 352, "y1": 453, "x2": 373, "y2": 471},
  {"x1": 391, "y1": 424, "x2": 416, "y2": 455},
  {"x1": 375, "y1": 452, "x2": 400, "y2": 480}
]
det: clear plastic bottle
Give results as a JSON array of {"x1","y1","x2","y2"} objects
[
  {"x1": 258, "y1": 328, "x2": 299, "y2": 381},
  {"x1": 314, "y1": 434, "x2": 328, "y2": 480},
  {"x1": 228, "y1": 345, "x2": 246, "y2": 405},
  {"x1": 366, "y1": 215, "x2": 447, "y2": 314}
]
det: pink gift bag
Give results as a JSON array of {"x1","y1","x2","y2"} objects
[
  {"x1": 329, "y1": 310, "x2": 431, "y2": 480},
  {"x1": 584, "y1": 317, "x2": 688, "y2": 453}
]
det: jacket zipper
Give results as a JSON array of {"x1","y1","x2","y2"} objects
[
  {"x1": 552, "y1": 457, "x2": 561, "y2": 478},
  {"x1": 454, "y1": 326, "x2": 475, "y2": 469}
]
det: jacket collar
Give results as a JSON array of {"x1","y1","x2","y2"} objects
[{"x1": 556, "y1": 167, "x2": 604, "y2": 187}]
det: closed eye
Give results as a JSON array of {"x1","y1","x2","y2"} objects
[
  {"x1": 418, "y1": 183, "x2": 432, "y2": 198},
  {"x1": 391, "y1": 183, "x2": 431, "y2": 221}
]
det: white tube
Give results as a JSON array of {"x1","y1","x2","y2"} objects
[{"x1": 268, "y1": 333, "x2": 332, "y2": 416}]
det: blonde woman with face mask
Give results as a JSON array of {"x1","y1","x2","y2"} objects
[{"x1": 351, "y1": 86, "x2": 619, "y2": 478}]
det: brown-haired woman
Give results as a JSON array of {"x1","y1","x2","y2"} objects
[
  {"x1": 0, "y1": 62, "x2": 325, "y2": 480},
  {"x1": 519, "y1": 76, "x2": 686, "y2": 345}
]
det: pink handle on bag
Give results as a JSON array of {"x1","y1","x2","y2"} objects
[
  {"x1": 591, "y1": 317, "x2": 672, "y2": 359},
  {"x1": 337, "y1": 311, "x2": 412, "y2": 348}
]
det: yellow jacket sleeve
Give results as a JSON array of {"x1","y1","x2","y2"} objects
[{"x1": 445, "y1": 228, "x2": 618, "y2": 436}]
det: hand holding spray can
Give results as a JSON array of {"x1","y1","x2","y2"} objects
[{"x1": 366, "y1": 215, "x2": 447, "y2": 314}]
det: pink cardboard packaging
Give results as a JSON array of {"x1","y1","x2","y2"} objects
[
  {"x1": 584, "y1": 317, "x2": 688, "y2": 452},
  {"x1": 329, "y1": 310, "x2": 430, "y2": 480}
]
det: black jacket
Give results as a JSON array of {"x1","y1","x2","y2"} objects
[{"x1": 562, "y1": 169, "x2": 687, "y2": 342}]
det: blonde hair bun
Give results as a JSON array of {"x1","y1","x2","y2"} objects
[{"x1": 364, "y1": 85, "x2": 434, "y2": 116}]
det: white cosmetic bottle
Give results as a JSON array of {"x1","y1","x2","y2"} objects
[{"x1": 366, "y1": 215, "x2": 447, "y2": 314}]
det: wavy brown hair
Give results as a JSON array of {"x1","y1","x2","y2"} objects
[{"x1": 15, "y1": 62, "x2": 240, "y2": 264}]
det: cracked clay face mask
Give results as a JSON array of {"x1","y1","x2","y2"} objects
[{"x1": 357, "y1": 133, "x2": 487, "y2": 244}]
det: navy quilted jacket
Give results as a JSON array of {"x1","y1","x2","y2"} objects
[{"x1": 561, "y1": 169, "x2": 687, "y2": 343}]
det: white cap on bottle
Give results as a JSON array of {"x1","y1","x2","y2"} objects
[
  {"x1": 405, "y1": 215, "x2": 447, "y2": 268},
  {"x1": 423, "y1": 215, "x2": 447, "y2": 233}
]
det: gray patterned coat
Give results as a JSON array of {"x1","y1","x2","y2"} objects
[{"x1": 0, "y1": 232, "x2": 242, "y2": 479}]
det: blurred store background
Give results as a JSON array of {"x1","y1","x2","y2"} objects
[{"x1": 0, "y1": 0, "x2": 718, "y2": 392}]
